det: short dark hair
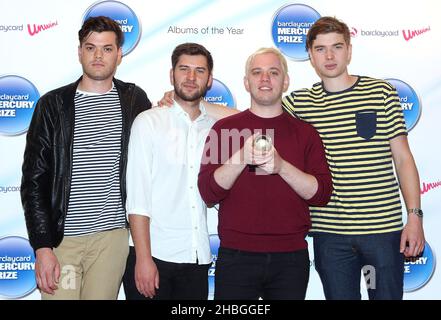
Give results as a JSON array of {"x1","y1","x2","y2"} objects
[
  {"x1": 171, "y1": 43, "x2": 213, "y2": 73},
  {"x1": 78, "y1": 16, "x2": 124, "y2": 48},
  {"x1": 306, "y1": 16, "x2": 351, "y2": 50}
]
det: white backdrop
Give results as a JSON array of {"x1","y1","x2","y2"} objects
[{"x1": 0, "y1": 0, "x2": 440, "y2": 300}]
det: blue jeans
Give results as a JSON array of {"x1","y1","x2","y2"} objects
[
  {"x1": 214, "y1": 247, "x2": 309, "y2": 300},
  {"x1": 313, "y1": 231, "x2": 404, "y2": 300}
]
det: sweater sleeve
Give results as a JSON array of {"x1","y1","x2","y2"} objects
[{"x1": 304, "y1": 126, "x2": 333, "y2": 206}]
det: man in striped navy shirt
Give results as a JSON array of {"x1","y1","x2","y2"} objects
[
  {"x1": 21, "y1": 16, "x2": 151, "y2": 299},
  {"x1": 282, "y1": 17, "x2": 425, "y2": 300}
]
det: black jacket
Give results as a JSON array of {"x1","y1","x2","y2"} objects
[{"x1": 21, "y1": 77, "x2": 151, "y2": 251}]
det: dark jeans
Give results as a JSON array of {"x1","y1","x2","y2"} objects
[
  {"x1": 123, "y1": 246, "x2": 210, "y2": 300},
  {"x1": 313, "y1": 231, "x2": 404, "y2": 300},
  {"x1": 214, "y1": 247, "x2": 310, "y2": 300}
]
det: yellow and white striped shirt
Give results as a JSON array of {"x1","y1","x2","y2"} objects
[{"x1": 282, "y1": 76, "x2": 407, "y2": 235}]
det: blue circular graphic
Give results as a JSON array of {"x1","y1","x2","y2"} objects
[
  {"x1": 385, "y1": 78, "x2": 421, "y2": 131},
  {"x1": 204, "y1": 79, "x2": 235, "y2": 108},
  {"x1": 0, "y1": 236, "x2": 36, "y2": 298},
  {"x1": 403, "y1": 242, "x2": 435, "y2": 292},
  {"x1": 83, "y1": 1, "x2": 141, "y2": 56},
  {"x1": 0, "y1": 75, "x2": 40, "y2": 136},
  {"x1": 208, "y1": 234, "x2": 220, "y2": 299},
  {"x1": 271, "y1": 4, "x2": 321, "y2": 61}
]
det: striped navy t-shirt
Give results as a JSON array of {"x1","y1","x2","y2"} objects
[
  {"x1": 282, "y1": 76, "x2": 407, "y2": 235},
  {"x1": 65, "y1": 86, "x2": 126, "y2": 236}
]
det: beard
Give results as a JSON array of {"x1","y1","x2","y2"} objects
[{"x1": 174, "y1": 80, "x2": 209, "y2": 102}]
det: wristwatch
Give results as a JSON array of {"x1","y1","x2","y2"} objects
[{"x1": 407, "y1": 208, "x2": 423, "y2": 218}]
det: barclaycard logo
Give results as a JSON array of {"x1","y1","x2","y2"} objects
[
  {"x1": 0, "y1": 236, "x2": 36, "y2": 299},
  {"x1": 385, "y1": 78, "x2": 421, "y2": 131},
  {"x1": 0, "y1": 186, "x2": 21, "y2": 193},
  {"x1": 0, "y1": 24, "x2": 23, "y2": 32},
  {"x1": 0, "y1": 75, "x2": 40, "y2": 136},
  {"x1": 83, "y1": 0, "x2": 141, "y2": 56},
  {"x1": 404, "y1": 241, "x2": 435, "y2": 292},
  {"x1": 204, "y1": 79, "x2": 235, "y2": 108},
  {"x1": 271, "y1": 4, "x2": 320, "y2": 61}
]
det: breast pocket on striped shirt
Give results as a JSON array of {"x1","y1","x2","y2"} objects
[{"x1": 355, "y1": 110, "x2": 377, "y2": 140}]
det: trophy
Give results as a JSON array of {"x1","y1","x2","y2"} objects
[{"x1": 253, "y1": 134, "x2": 272, "y2": 152}]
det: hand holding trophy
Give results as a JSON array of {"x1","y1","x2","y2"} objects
[{"x1": 253, "y1": 134, "x2": 272, "y2": 153}]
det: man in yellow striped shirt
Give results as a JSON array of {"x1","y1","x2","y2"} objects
[{"x1": 282, "y1": 16, "x2": 424, "y2": 300}]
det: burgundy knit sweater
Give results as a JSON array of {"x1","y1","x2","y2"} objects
[{"x1": 198, "y1": 109, "x2": 332, "y2": 252}]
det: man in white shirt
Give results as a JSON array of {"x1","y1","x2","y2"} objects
[{"x1": 123, "y1": 43, "x2": 215, "y2": 299}]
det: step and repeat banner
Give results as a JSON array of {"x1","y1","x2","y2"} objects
[{"x1": 0, "y1": 0, "x2": 439, "y2": 300}]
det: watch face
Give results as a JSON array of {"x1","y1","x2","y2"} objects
[
  {"x1": 410, "y1": 209, "x2": 423, "y2": 217},
  {"x1": 408, "y1": 208, "x2": 423, "y2": 217}
]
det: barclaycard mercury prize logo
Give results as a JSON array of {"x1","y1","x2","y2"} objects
[
  {"x1": 83, "y1": 0, "x2": 141, "y2": 56},
  {"x1": 204, "y1": 79, "x2": 235, "y2": 108},
  {"x1": 208, "y1": 234, "x2": 220, "y2": 300},
  {"x1": 271, "y1": 4, "x2": 320, "y2": 61},
  {"x1": 385, "y1": 78, "x2": 421, "y2": 131},
  {"x1": 0, "y1": 236, "x2": 36, "y2": 298},
  {"x1": 404, "y1": 241, "x2": 435, "y2": 292},
  {"x1": 0, "y1": 75, "x2": 40, "y2": 136}
]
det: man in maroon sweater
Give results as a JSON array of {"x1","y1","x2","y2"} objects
[{"x1": 198, "y1": 48, "x2": 332, "y2": 300}]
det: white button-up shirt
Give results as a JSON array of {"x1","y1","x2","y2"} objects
[{"x1": 126, "y1": 101, "x2": 215, "y2": 264}]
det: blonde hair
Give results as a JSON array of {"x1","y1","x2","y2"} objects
[{"x1": 245, "y1": 47, "x2": 288, "y2": 75}]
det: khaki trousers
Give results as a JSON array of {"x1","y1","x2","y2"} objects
[{"x1": 42, "y1": 228, "x2": 129, "y2": 300}]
